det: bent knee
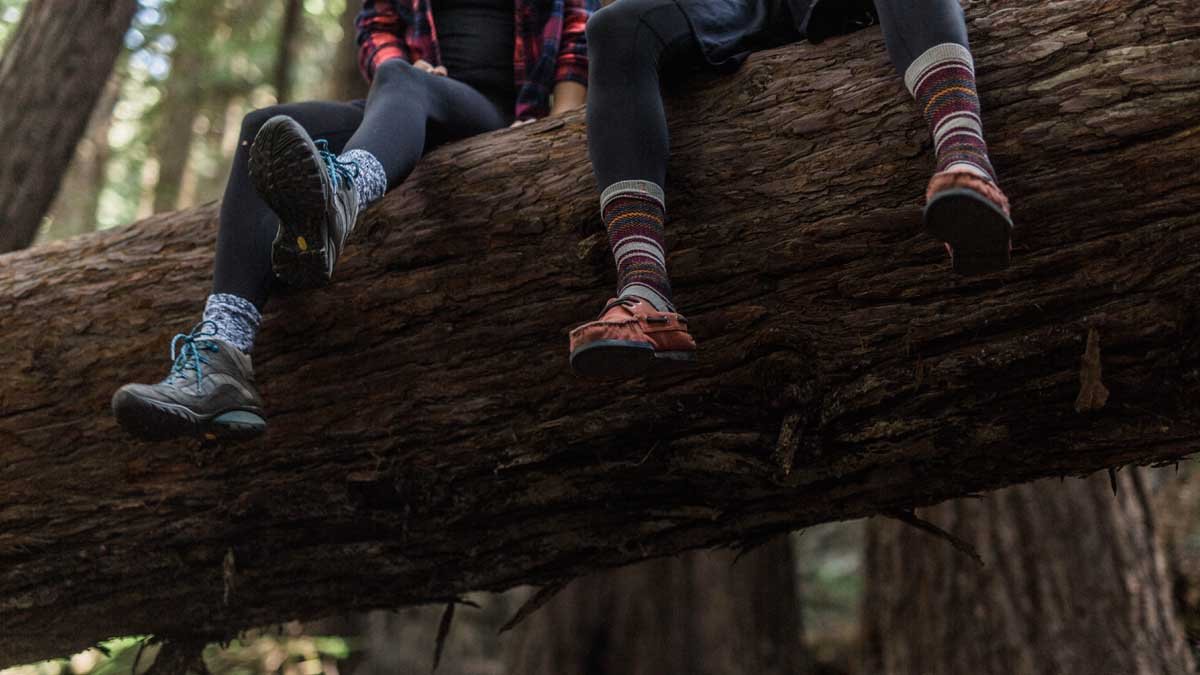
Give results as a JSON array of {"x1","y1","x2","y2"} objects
[
  {"x1": 372, "y1": 58, "x2": 423, "y2": 87},
  {"x1": 587, "y1": 0, "x2": 653, "y2": 51},
  {"x1": 240, "y1": 106, "x2": 287, "y2": 140}
]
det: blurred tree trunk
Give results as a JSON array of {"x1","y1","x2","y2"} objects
[
  {"x1": 151, "y1": 0, "x2": 222, "y2": 214},
  {"x1": 274, "y1": 0, "x2": 305, "y2": 103},
  {"x1": 504, "y1": 537, "x2": 807, "y2": 675},
  {"x1": 1150, "y1": 467, "x2": 1200, "y2": 647},
  {"x1": 0, "y1": 0, "x2": 138, "y2": 252},
  {"x1": 862, "y1": 471, "x2": 1195, "y2": 675},
  {"x1": 329, "y1": 0, "x2": 368, "y2": 101},
  {"x1": 40, "y1": 70, "x2": 123, "y2": 242}
]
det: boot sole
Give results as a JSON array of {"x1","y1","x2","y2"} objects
[
  {"x1": 570, "y1": 339, "x2": 696, "y2": 380},
  {"x1": 249, "y1": 115, "x2": 335, "y2": 289},
  {"x1": 923, "y1": 187, "x2": 1012, "y2": 276},
  {"x1": 112, "y1": 389, "x2": 266, "y2": 442}
]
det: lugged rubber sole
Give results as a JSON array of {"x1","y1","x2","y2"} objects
[
  {"x1": 923, "y1": 187, "x2": 1013, "y2": 276},
  {"x1": 570, "y1": 339, "x2": 696, "y2": 380},
  {"x1": 249, "y1": 115, "x2": 335, "y2": 289},
  {"x1": 112, "y1": 389, "x2": 266, "y2": 442}
]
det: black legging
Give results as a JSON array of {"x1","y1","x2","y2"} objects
[
  {"x1": 212, "y1": 59, "x2": 510, "y2": 309},
  {"x1": 585, "y1": 0, "x2": 969, "y2": 190}
]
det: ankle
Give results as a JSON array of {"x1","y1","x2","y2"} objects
[
  {"x1": 203, "y1": 293, "x2": 261, "y2": 353},
  {"x1": 339, "y1": 149, "x2": 387, "y2": 209}
]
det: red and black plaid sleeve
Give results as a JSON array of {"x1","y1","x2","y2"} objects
[
  {"x1": 356, "y1": 0, "x2": 412, "y2": 83},
  {"x1": 554, "y1": 0, "x2": 596, "y2": 85}
]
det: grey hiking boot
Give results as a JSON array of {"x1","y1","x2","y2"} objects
[
  {"x1": 248, "y1": 114, "x2": 360, "y2": 288},
  {"x1": 112, "y1": 322, "x2": 266, "y2": 441}
]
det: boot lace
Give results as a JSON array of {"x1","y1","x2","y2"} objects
[
  {"x1": 315, "y1": 139, "x2": 360, "y2": 190},
  {"x1": 168, "y1": 321, "x2": 221, "y2": 391}
]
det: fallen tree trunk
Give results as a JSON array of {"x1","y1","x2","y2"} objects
[{"x1": 1, "y1": 0, "x2": 1198, "y2": 665}]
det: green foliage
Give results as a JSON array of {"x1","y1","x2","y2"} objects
[{"x1": 0, "y1": 0, "x2": 29, "y2": 49}]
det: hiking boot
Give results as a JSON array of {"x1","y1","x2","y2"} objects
[
  {"x1": 249, "y1": 114, "x2": 360, "y2": 288},
  {"x1": 923, "y1": 170, "x2": 1013, "y2": 275},
  {"x1": 112, "y1": 323, "x2": 266, "y2": 441},
  {"x1": 569, "y1": 296, "x2": 696, "y2": 379}
]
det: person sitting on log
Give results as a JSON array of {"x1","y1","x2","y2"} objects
[
  {"x1": 112, "y1": 0, "x2": 595, "y2": 441},
  {"x1": 568, "y1": 0, "x2": 1013, "y2": 379}
]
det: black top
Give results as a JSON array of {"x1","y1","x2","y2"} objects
[{"x1": 432, "y1": 0, "x2": 516, "y2": 104}]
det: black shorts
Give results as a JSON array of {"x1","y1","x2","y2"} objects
[{"x1": 674, "y1": 0, "x2": 878, "y2": 69}]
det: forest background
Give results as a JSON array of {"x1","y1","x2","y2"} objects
[{"x1": 0, "y1": 0, "x2": 1196, "y2": 673}]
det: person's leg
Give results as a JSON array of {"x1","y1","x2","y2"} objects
[
  {"x1": 585, "y1": 0, "x2": 702, "y2": 312},
  {"x1": 112, "y1": 100, "x2": 365, "y2": 442},
  {"x1": 248, "y1": 60, "x2": 508, "y2": 287},
  {"x1": 569, "y1": 0, "x2": 703, "y2": 379},
  {"x1": 340, "y1": 58, "x2": 510, "y2": 202},
  {"x1": 875, "y1": 0, "x2": 1012, "y2": 274},
  {"x1": 212, "y1": 100, "x2": 365, "y2": 322}
]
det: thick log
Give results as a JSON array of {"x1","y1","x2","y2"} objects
[{"x1": 1, "y1": 0, "x2": 1198, "y2": 665}]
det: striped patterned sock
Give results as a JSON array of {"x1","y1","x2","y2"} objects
[
  {"x1": 601, "y1": 180, "x2": 674, "y2": 313},
  {"x1": 905, "y1": 43, "x2": 997, "y2": 183}
]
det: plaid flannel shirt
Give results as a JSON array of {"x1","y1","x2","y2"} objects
[{"x1": 356, "y1": 0, "x2": 595, "y2": 120}]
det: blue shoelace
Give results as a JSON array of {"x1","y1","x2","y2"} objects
[
  {"x1": 168, "y1": 321, "x2": 221, "y2": 391},
  {"x1": 315, "y1": 139, "x2": 360, "y2": 190}
]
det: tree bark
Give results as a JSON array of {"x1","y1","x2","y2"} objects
[
  {"x1": 0, "y1": 0, "x2": 138, "y2": 252},
  {"x1": 504, "y1": 537, "x2": 806, "y2": 675},
  {"x1": 862, "y1": 470, "x2": 1195, "y2": 675},
  {"x1": 0, "y1": 0, "x2": 1198, "y2": 666}
]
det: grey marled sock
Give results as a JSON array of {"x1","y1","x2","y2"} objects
[
  {"x1": 339, "y1": 149, "x2": 388, "y2": 212},
  {"x1": 203, "y1": 293, "x2": 261, "y2": 353}
]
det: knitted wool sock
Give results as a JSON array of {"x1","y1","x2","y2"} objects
[
  {"x1": 338, "y1": 148, "x2": 388, "y2": 213},
  {"x1": 905, "y1": 43, "x2": 998, "y2": 182},
  {"x1": 601, "y1": 180, "x2": 674, "y2": 313},
  {"x1": 202, "y1": 293, "x2": 262, "y2": 353}
]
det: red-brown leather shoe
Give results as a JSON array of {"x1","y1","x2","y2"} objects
[
  {"x1": 923, "y1": 170, "x2": 1013, "y2": 276},
  {"x1": 569, "y1": 296, "x2": 697, "y2": 379}
]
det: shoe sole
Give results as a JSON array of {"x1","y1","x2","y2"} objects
[
  {"x1": 249, "y1": 115, "x2": 335, "y2": 289},
  {"x1": 570, "y1": 339, "x2": 696, "y2": 380},
  {"x1": 112, "y1": 389, "x2": 266, "y2": 442},
  {"x1": 923, "y1": 187, "x2": 1013, "y2": 276}
]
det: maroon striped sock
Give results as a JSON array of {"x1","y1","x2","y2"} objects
[
  {"x1": 601, "y1": 180, "x2": 673, "y2": 312},
  {"x1": 905, "y1": 43, "x2": 998, "y2": 183}
]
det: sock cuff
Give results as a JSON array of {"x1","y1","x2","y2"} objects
[
  {"x1": 340, "y1": 149, "x2": 388, "y2": 210},
  {"x1": 206, "y1": 293, "x2": 261, "y2": 324},
  {"x1": 601, "y1": 180, "x2": 665, "y2": 213},
  {"x1": 340, "y1": 148, "x2": 384, "y2": 173},
  {"x1": 904, "y1": 42, "x2": 975, "y2": 97},
  {"x1": 619, "y1": 283, "x2": 674, "y2": 313},
  {"x1": 942, "y1": 161, "x2": 994, "y2": 180}
]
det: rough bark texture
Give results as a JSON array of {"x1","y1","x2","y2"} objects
[
  {"x1": 862, "y1": 470, "x2": 1195, "y2": 675},
  {"x1": 1, "y1": 0, "x2": 1199, "y2": 665},
  {"x1": 504, "y1": 537, "x2": 805, "y2": 675},
  {"x1": 0, "y1": 0, "x2": 138, "y2": 252}
]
